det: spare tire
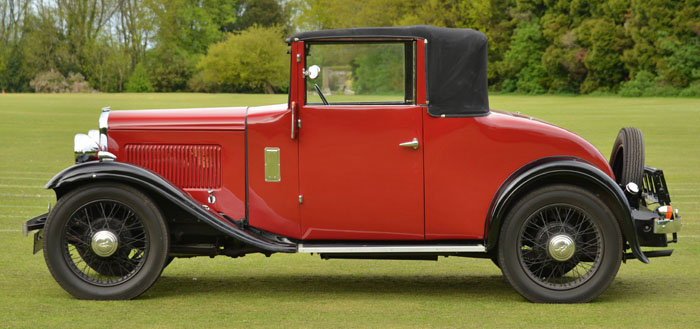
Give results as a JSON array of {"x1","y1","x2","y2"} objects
[{"x1": 609, "y1": 127, "x2": 644, "y2": 188}]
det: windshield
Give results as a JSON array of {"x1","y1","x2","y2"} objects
[{"x1": 305, "y1": 41, "x2": 415, "y2": 105}]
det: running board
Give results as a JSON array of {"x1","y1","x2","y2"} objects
[{"x1": 297, "y1": 244, "x2": 486, "y2": 254}]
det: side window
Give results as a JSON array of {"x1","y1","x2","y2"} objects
[{"x1": 305, "y1": 41, "x2": 415, "y2": 105}]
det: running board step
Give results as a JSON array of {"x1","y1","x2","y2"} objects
[{"x1": 297, "y1": 244, "x2": 486, "y2": 253}]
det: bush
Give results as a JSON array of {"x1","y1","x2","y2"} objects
[
  {"x1": 29, "y1": 70, "x2": 68, "y2": 93},
  {"x1": 66, "y1": 72, "x2": 93, "y2": 93},
  {"x1": 125, "y1": 63, "x2": 154, "y2": 93},
  {"x1": 196, "y1": 25, "x2": 288, "y2": 93},
  {"x1": 618, "y1": 70, "x2": 655, "y2": 97},
  {"x1": 147, "y1": 47, "x2": 197, "y2": 92},
  {"x1": 679, "y1": 82, "x2": 700, "y2": 97},
  {"x1": 29, "y1": 70, "x2": 93, "y2": 93},
  {"x1": 645, "y1": 84, "x2": 681, "y2": 97}
]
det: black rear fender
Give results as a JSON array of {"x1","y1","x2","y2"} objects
[{"x1": 484, "y1": 157, "x2": 647, "y2": 263}]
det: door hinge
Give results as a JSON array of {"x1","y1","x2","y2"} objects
[
  {"x1": 291, "y1": 101, "x2": 297, "y2": 139},
  {"x1": 298, "y1": 195, "x2": 304, "y2": 204}
]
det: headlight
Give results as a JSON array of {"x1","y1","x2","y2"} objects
[
  {"x1": 74, "y1": 133, "x2": 99, "y2": 163},
  {"x1": 74, "y1": 107, "x2": 111, "y2": 163}
]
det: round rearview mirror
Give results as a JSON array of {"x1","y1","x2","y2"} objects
[{"x1": 306, "y1": 65, "x2": 321, "y2": 80}]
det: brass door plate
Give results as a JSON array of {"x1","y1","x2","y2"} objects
[{"x1": 264, "y1": 147, "x2": 281, "y2": 182}]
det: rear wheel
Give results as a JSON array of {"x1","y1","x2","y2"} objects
[
  {"x1": 609, "y1": 127, "x2": 644, "y2": 187},
  {"x1": 498, "y1": 185, "x2": 622, "y2": 303},
  {"x1": 43, "y1": 183, "x2": 169, "y2": 300}
]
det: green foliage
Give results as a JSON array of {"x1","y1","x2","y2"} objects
[
  {"x1": 679, "y1": 82, "x2": 700, "y2": 97},
  {"x1": 499, "y1": 20, "x2": 547, "y2": 94},
  {"x1": 147, "y1": 47, "x2": 198, "y2": 92},
  {"x1": 151, "y1": 0, "x2": 232, "y2": 56},
  {"x1": 2, "y1": 0, "x2": 699, "y2": 95},
  {"x1": 352, "y1": 45, "x2": 404, "y2": 95},
  {"x1": 619, "y1": 70, "x2": 655, "y2": 97},
  {"x1": 196, "y1": 26, "x2": 288, "y2": 93},
  {"x1": 578, "y1": 19, "x2": 627, "y2": 93},
  {"x1": 619, "y1": 68, "x2": 699, "y2": 97},
  {"x1": 234, "y1": 0, "x2": 288, "y2": 32},
  {"x1": 622, "y1": 0, "x2": 682, "y2": 74},
  {"x1": 125, "y1": 63, "x2": 154, "y2": 93},
  {"x1": 293, "y1": 0, "x2": 411, "y2": 30},
  {"x1": 657, "y1": 36, "x2": 700, "y2": 88}
]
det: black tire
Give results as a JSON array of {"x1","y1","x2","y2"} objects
[
  {"x1": 490, "y1": 256, "x2": 500, "y2": 268},
  {"x1": 163, "y1": 256, "x2": 174, "y2": 270},
  {"x1": 43, "y1": 183, "x2": 169, "y2": 300},
  {"x1": 609, "y1": 127, "x2": 644, "y2": 187},
  {"x1": 498, "y1": 185, "x2": 622, "y2": 303}
]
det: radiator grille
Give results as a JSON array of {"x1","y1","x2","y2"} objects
[{"x1": 124, "y1": 144, "x2": 222, "y2": 189}]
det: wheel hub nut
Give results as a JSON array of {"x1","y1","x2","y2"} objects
[
  {"x1": 548, "y1": 234, "x2": 575, "y2": 262},
  {"x1": 91, "y1": 230, "x2": 119, "y2": 257}
]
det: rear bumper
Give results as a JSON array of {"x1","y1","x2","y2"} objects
[{"x1": 631, "y1": 166, "x2": 681, "y2": 250}]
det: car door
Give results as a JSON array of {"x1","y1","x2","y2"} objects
[{"x1": 297, "y1": 41, "x2": 425, "y2": 240}]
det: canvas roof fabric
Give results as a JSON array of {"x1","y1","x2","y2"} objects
[{"x1": 289, "y1": 25, "x2": 490, "y2": 117}]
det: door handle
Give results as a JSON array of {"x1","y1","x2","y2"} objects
[{"x1": 399, "y1": 138, "x2": 419, "y2": 150}]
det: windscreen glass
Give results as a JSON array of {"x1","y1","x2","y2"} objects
[{"x1": 305, "y1": 42, "x2": 414, "y2": 105}]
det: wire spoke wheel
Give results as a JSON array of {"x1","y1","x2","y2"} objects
[
  {"x1": 43, "y1": 183, "x2": 168, "y2": 300},
  {"x1": 518, "y1": 204, "x2": 602, "y2": 290},
  {"x1": 498, "y1": 185, "x2": 622, "y2": 303},
  {"x1": 62, "y1": 200, "x2": 149, "y2": 286}
]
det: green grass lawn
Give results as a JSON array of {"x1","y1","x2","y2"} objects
[{"x1": 1, "y1": 93, "x2": 699, "y2": 328}]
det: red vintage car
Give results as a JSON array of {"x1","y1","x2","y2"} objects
[{"x1": 24, "y1": 26, "x2": 681, "y2": 303}]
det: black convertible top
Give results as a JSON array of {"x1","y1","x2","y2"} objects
[{"x1": 288, "y1": 25, "x2": 489, "y2": 117}]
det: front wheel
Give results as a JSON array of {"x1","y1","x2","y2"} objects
[
  {"x1": 498, "y1": 185, "x2": 622, "y2": 303},
  {"x1": 43, "y1": 183, "x2": 169, "y2": 300}
]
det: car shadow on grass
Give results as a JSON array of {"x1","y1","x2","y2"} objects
[
  {"x1": 146, "y1": 271, "x2": 652, "y2": 302},
  {"x1": 149, "y1": 273, "x2": 519, "y2": 300}
]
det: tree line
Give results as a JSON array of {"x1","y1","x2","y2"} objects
[{"x1": 1, "y1": 0, "x2": 699, "y2": 96}]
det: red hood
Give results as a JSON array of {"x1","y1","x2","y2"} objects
[{"x1": 108, "y1": 107, "x2": 248, "y2": 131}]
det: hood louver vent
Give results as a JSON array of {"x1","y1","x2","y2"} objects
[{"x1": 124, "y1": 144, "x2": 222, "y2": 189}]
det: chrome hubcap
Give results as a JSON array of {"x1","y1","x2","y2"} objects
[
  {"x1": 548, "y1": 234, "x2": 575, "y2": 262},
  {"x1": 91, "y1": 230, "x2": 119, "y2": 257}
]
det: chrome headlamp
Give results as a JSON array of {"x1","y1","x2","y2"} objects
[
  {"x1": 74, "y1": 132, "x2": 99, "y2": 163},
  {"x1": 74, "y1": 107, "x2": 113, "y2": 163}
]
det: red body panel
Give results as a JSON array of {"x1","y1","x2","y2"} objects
[
  {"x1": 247, "y1": 104, "x2": 302, "y2": 239},
  {"x1": 423, "y1": 110, "x2": 612, "y2": 240},
  {"x1": 298, "y1": 105, "x2": 425, "y2": 240},
  {"x1": 109, "y1": 111, "x2": 247, "y2": 219}
]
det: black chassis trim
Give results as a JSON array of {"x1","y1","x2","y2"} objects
[
  {"x1": 484, "y1": 156, "x2": 649, "y2": 263},
  {"x1": 23, "y1": 212, "x2": 48, "y2": 235},
  {"x1": 44, "y1": 161, "x2": 296, "y2": 253}
]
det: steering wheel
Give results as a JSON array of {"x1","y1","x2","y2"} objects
[{"x1": 313, "y1": 83, "x2": 329, "y2": 105}]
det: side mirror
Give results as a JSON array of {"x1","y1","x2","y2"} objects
[{"x1": 304, "y1": 65, "x2": 321, "y2": 80}]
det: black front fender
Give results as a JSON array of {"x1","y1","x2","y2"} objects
[
  {"x1": 484, "y1": 157, "x2": 648, "y2": 263},
  {"x1": 46, "y1": 161, "x2": 296, "y2": 253}
]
